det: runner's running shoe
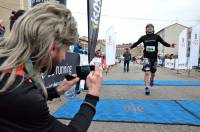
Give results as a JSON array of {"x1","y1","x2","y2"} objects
[
  {"x1": 150, "y1": 80, "x2": 154, "y2": 87},
  {"x1": 145, "y1": 87, "x2": 150, "y2": 95}
]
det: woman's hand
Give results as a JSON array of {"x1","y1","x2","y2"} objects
[{"x1": 86, "y1": 66, "x2": 103, "y2": 97}]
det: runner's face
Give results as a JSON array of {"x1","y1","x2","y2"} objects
[{"x1": 146, "y1": 26, "x2": 154, "y2": 33}]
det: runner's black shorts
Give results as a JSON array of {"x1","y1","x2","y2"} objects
[{"x1": 142, "y1": 58, "x2": 157, "y2": 73}]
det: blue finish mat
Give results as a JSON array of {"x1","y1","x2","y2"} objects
[
  {"x1": 103, "y1": 80, "x2": 200, "y2": 86},
  {"x1": 53, "y1": 99, "x2": 200, "y2": 126}
]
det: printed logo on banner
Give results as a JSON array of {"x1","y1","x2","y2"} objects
[
  {"x1": 88, "y1": 0, "x2": 102, "y2": 62},
  {"x1": 55, "y1": 65, "x2": 72, "y2": 75},
  {"x1": 108, "y1": 36, "x2": 112, "y2": 45},
  {"x1": 181, "y1": 38, "x2": 185, "y2": 47},
  {"x1": 44, "y1": 53, "x2": 80, "y2": 88},
  {"x1": 189, "y1": 25, "x2": 200, "y2": 67},
  {"x1": 193, "y1": 34, "x2": 199, "y2": 45},
  {"x1": 91, "y1": 0, "x2": 102, "y2": 29},
  {"x1": 193, "y1": 40, "x2": 199, "y2": 45},
  {"x1": 195, "y1": 34, "x2": 197, "y2": 39}
]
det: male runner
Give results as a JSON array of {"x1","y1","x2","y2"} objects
[
  {"x1": 123, "y1": 48, "x2": 132, "y2": 72},
  {"x1": 130, "y1": 24, "x2": 175, "y2": 95}
]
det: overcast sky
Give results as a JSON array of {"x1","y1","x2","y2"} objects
[{"x1": 67, "y1": 0, "x2": 200, "y2": 44}]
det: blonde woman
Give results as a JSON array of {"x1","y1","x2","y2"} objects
[{"x1": 0, "y1": 3, "x2": 102, "y2": 132}]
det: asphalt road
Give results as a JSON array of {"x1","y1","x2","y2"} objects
[{"x1": 48, "y1": 63, "x2": 200, "y2": 132}]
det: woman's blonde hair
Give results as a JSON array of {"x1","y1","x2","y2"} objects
[{"x1": 0, "y1": 2, "x2": 78, "y2": 97}]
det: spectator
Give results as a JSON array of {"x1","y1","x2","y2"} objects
[
  {"x1": 169, "y1": 54, "x2": 174, "y2": 59},
  {"x1": 0, "y1": 3, "x2": 102, "y2": 132},
  {"x1": 123, "y1": 48, "x2": 132, "y2": 72},
  {"x1": 132, "y1": 56, "x2": 136, "y2": 64},
  {"x1": 95, "y1": 49, "x2": 101, "y2": 57},
  {"x1": 73, "y1": 43, "x2": 83, "y2": 54},
  {"x1": 10, "y1": 10, "x2": 25, "y2": 30}
]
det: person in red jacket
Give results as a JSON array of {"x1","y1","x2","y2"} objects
[{"x1": 102, "y1": 54, "x2": 110, "y2": 75}]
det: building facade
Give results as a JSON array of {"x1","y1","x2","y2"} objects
[
  {"x1": 0, "y1": 0, "x2": 67, "y2": 36},
  {"x1": 156, "y1": 23, "x2": 190, "y2": 56},
  {"x1": 0, "y1": 0, "x2": 29, "y2": 36},
  {"x1": 79, "y1": 36, "x2": 106, "y2": 54}
]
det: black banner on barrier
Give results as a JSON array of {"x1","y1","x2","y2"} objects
[
  {"x1": 87, "y1": 0, "x2": 102, "y2": 62},
  {"x1": 44, "y1": 52, "x2": 80, "y2": 88},
  {"x1": 31, "y1": 0, "x2": 66, "y2": 7}
]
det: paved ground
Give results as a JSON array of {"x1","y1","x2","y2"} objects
[{"x1": 48, "y1": 63, "x2": 200, "y2": 132}]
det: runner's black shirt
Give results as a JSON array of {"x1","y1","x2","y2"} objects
[{"x1": 130, "y1": 34, "x2": 171, "y2": 59}]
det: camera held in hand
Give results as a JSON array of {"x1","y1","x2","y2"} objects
[
  {"x1": 76, "y1": 65, "x2": 95, "y2": 80},
  {"x1": 65, "y1": 65, "x2": 95, "y2": 93}
]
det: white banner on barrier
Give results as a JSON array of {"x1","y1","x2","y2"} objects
[
  {"x1": 165, "y1": 59, "x2": 171, "y2": 68},
  {"x1": 105, "y1": 27, "x2": 117, "y2": 65},
  {"x1": 175, "y1": 59, "x2": 188, "y2": 69},
  {"x1": 190, "y1": 24, "x2": 200, "y2": 67},
  {"x1": 164, "y1": 59, "x2": 175, "y2": 69},
  {"x1": 170, "y1": 59, "x2": 175, "y2": 69},
  {"x1": 178, "y1": 28, "x2": 188, "y2": 67},
  {"x1": 165, "y1": 59, "x2": 190, "y2": 70},
  {"x1": 80, "y1": 54, "x2": 89, "y2": 66}
]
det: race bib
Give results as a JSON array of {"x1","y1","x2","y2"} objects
[{"x1": 146, "y1": 46, "x2": 155, "y2": 52}]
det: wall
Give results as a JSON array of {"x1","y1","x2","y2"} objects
[{"x1": 0, "y1": 0, "x2": 28, "y2": 36}]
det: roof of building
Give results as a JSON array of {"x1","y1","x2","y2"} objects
[{"x1": 156, "y1": 23, "x2": 189, "y2": 34}]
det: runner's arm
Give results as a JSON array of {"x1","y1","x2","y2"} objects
[
  {"x1": 130, "y1": 36, "x2": 144, "y2": 49},
  {"x1": 47, "y1": 94, "x2": 99, "y2": 132},
  {"x1": 158, "y1": 35, "x2": 171, "y2": 47}
]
